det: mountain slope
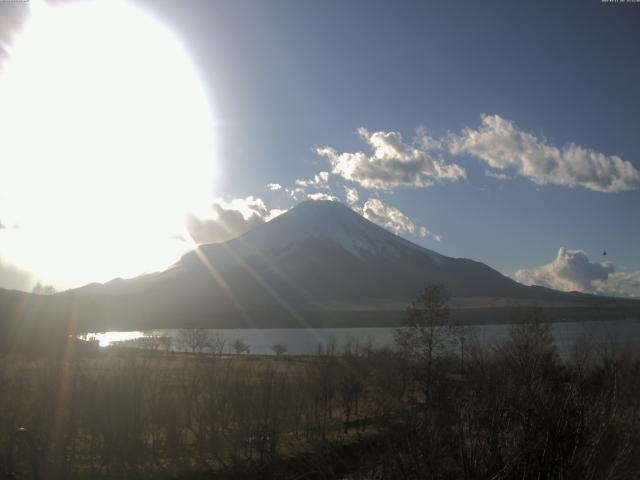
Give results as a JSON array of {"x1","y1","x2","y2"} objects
[
  {"x1": 0, "y1": 287, "x2": 103, "y2": 352},
  {"x1": 178, "y1": 201, "x2": 579, "y2": 302},
  {"x1": 65, "y1": 200, "x2": 639, "y2": 329}
]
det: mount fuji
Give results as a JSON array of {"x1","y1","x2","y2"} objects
[{"x1": 57, "y1": 200, "x2": 639, "y2": 330}]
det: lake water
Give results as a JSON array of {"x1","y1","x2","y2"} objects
[{"x1": 81, "y1": 318, "x2": 640, "y2": 357}]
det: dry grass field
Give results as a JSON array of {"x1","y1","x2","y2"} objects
[{"x1": 2, "y1": 314, "x2": 640, "y2": 479}]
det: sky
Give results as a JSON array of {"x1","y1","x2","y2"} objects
[{"x1": 0, "y1": 0, "x2": 639, "y2": 297}]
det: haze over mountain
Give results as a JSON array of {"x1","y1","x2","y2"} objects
[{"x1": 55, "y1": 200, "x2": 638, "y2": 331}]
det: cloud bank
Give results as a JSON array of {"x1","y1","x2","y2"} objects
[
  {"x1": 449, "y1": 115, "x2": 640, "y2": 192},
  {"x1": 314, "y1": 116, "x2": 640, "y2": 193},
  {"x1": 189, "y1": 112, "x2": 640, "y2": 272},
  {"x1": 515, "y1": 247, "x2": 640, "y2": 298}
]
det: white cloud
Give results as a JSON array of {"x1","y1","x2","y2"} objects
[
  {"x1": 484, "y1": 169, "x2": 510, "y2": 180},
  {"x1": 286, "y1": 187, "x2": 306, "y2": 200},
  {"x1": 267, "y1": 209, "x2": 287, "y2": 220},
  {"x1": 307, "y1": 192, "x2": 339, "y2": 202},
  {"x1": 217, "y1": 196, "x2": 278, "y2": 221},
  {"x1": 186, "y1": 196, "x2": 285, "y2": 244},
  {"x1": 449, "y1": 114, "x2": 640, "y2": 193},
  {"x1": 593, "y1": 272, "x2": 640, "y2": 298},
  {"x1": 344, "y1": 187, "x2": 359, "y2": 206},
  {"x1": 349, "y1": 197, "x2": 441, "y2": 242},
  {"x1": 515, "y1": 247, "x2": 640, "y2": 298},
  {"x1": 316, "y1": 127, "x2": 466, "y2": 190},
  {"x1": 295, "y1": 171, "x2": 330, "y2": 189},
  {"x1": 361, "y1": 198, "x2": 419, "y2": 236},
  {"x1": 266, "y1": 183, "x2": 283, "y2": 191},
  {"x1": 515, "y1": 247, "x2": 613, "y2": 292}
]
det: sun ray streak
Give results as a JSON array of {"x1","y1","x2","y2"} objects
[
  {"x1": 192, "y1": 215, "x2": 327, "y2": 343},
  {"x1": 182, "y1": 229, "x2": 257, "y2": 328}
]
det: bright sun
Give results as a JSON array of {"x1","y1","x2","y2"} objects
[{"x1": 0, "y1": 0, "x2": 216, "y2": 289}]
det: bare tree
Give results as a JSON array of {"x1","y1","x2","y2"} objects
[
  {"x1": 271, "y1": 344, "x2": 288, "y2": 357},
  {"x1": 178, "y1": 329, "x2": 211, "y2": 354},
  {"x1": 209, "y1": 332, "x2": 226, "y2": 356},
  {"x1": 231, "y1": 338, "x2": 250, "y2": 355},
  {"x1": 394, "y1": 283, "x2": 451, "y2": 401},
  {"x1": 159, "y1": 335, "x2": 173, "y2": 355}
]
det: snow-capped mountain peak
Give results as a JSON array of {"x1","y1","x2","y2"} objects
[{"x1": 229, "y1": 200, "x2": 439, "y2": 258}]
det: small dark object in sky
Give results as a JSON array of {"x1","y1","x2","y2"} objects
[{"x1": 603, "y1": 251, "x2": 607, "y2": 256}]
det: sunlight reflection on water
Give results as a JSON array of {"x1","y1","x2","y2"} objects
[
  {"x1": 78, "y1": 318, "x2": 640, "y2": 356},
  {"x1": 80, "y1": 331, "x2": 145, "y2": 347}
]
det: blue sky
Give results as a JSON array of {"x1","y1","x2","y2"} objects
[
  {"x1": 0, "y1": 0, "x2": 638, "y2": 296},
  {"x1": 138, "y1": 1, "x2": 640, "y2": 277}
]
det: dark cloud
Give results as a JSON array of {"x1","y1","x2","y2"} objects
[
  {"x1": 186, "y1": 197, "x2": 285, "y2": 245},
  {"x1": 0, "y1": 2, "x2": 29, "y2": 69},
  {"x1": 186, "y1": 206, "x2": 264, "y2": 245}
]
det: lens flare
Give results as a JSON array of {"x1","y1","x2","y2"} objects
[{"x1": 0, "y1": 0, "x2": 216, "y2": 289}]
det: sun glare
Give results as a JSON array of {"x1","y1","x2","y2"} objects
[{"x1": 0, "y1": 0, "x2": 216, "y2": 289}]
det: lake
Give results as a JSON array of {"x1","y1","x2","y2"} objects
[{"x1": 81, "y1": 318, "x2": 640, "y2": 357}]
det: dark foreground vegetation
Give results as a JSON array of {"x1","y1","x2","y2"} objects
[{"x1": 1, "y1": 287, "x2": 639, "y2": 479}]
